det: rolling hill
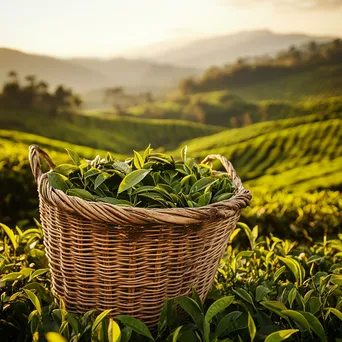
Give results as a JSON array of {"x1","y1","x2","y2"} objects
[
  {"x1": 0, "y1": 48, "x2": 199, "y2": 96},
  {"x1": 128, "y1": 89, "x2": 342, "y2": 127},
  {"x1": 0, "y1": 48, "x2": 109, "y2": 91},
  {"x1": 151, "y1": 30, "x2": 335, "y2": 68},
  {"x1": 196, "y1": 64, "x2": 342, "y2": 102},
  {"x1": 176, "y1": 112, "x2": 342, "y2": 192},
  {"x1": 0, "y1": 109, "x2": 221, "y2": 153},
  {"x1": 70, "y1": 57, "x2": 198, "y2": 89}
]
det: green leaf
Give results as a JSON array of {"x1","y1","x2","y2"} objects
[
  {"x1": 158, "y1": 300, "x2": 170, "y2": 334},
  {"x1": 108, "y1": 318, "x2": 121, "y2": 342},
  {"x1": 66, "y1": 188, "x2": 94, "y2": 201},
  {"x1": 237, "y1": 222, "x2": 255, "y2": 249},
  {"x1": 143, "y1": 144, "x2": 152, "y2": 161},
  {"x1": 66, "y1": 313, "x2": 80, "y2": 334},
  {"x1": 198, "y1": 192, "x2": 212, "y2": 206},
  {"x1": 96, "y1": 197, "x2": 133, "y2": 206},
  {"x1": 325, "y1": 307, "x2": 342, "y2": 321},
  {"x1": 92, "y1": 310, "x2": 112, "y2": 334},
  {"x1": 0, "y1": 223, "x2": 18, "y2": 250},
  {"x1": 215, "y1": 311, "x2": 242, "y2": 337},
  {"x1": 331, "y1": 274, "x2": 342, "y2": 286},
  {"x1": 94, "y1": 172, "x2": 111, "y2": 189},
  {"x1": 24, "y1": 289, "x2": 42, "y2": 315},
  {"x1": 133, "y1": 150, "x2": 145, "y2": 169},
  {"x1": 233, "y1": 288, "x2": 254, "y2": 307},
  {"x1": 84, "y1": 168, "x2": 102, "y2": 179},
  {"x1": 1, "y1": 272, "x2": 22, "y2": 282},
  {"x1": 120, "y1": 327, "x2": 132, "y2": 342},
  {"x1": 205, "y1": 296, "x2": 235, "y2": 322},
  {"x1": 255, "y1": 285, "x2": 271, "y2": 302},
  {"x1": 260, "y1": 301, "x2": 287, "y2": 317},
  {"x1": 273, "y1": 266, "x2": 286, "y2": 282},
  {"x1": 172, "y1": 326, "x2": 183, "y2": 342},
  {"x1": 278, "y1": 256, "x2": 302, "y2": 285},
  {"x1": 247, "y1": 313, "x2": 256, "y2": 342},
  {"x1": 190, "y1": 177, "x2": 216, "y2": 193},
  {"x1": 192, "y1": 289, "x2": 204, "y2": 312},
  {"x1": 301, "y1": 311, "x2": 325, "y2": 342},
  {"x1": 236, "y1": 250, "x2": 254, "y2": 261},
  {"x1": 115, "y1": 315, "x2": 154, "y2": 341},
  {"x1": 282, "y1": 310, "x2": 311, "y2": 331},
  {"x1": 29, "y1": 268, "x2": 50, "y2": 281},
  {"x1": 53, "y1": 164, "x2": 78, "y2": 176},
  {"x1": 65, "y1": 148, "x2": 81, "y2": 166},
  {"x1": 118, "y1": 169, "x2": 151, "y2": 194},
  {"x1": 48, "y1": 172, "x2": 70, "y2": 192},
  {"x1": 307, "y1": 255, "x2": 322, "y2": 264},
  {"x1": 264, "y1": 329, "x2": 299, "y2": 342},
  {"x1": 176, "y1": 297, "x2": 204, "y2": 330},
  {"x1": 181, "y1": 146, "x2": 187, "y2": 162},
  {"x1": 287, "y1": 288, "x2": 297, "y2": 308},
  {"x1": 113, "y1": 161, "x2": 131, "y2": 174},
  {"x1": 212, "y1": 193, "x2": 233, "y2": 203}
]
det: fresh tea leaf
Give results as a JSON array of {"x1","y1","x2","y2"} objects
[
  {"x1": 264, "y1": 329, "x2": 299, "y2": 342},
  {"x1": 48, "y1": 172, "x2": 70, "y2": 192},
  {"x1": 118, "y1": 169, "x2": 151, "y2": 194},
  {"x1": 133, "y1": 150, "x2": 145, "y2": 169},
  {"x1": 53, "y1": 164, "x2": 78, "y2": 176},
  {"x1": 66, "y1": 189, "x2": 94, "y2": 201},
  {"x1": 115, "y1": 315, "x2": 154, "y2": 341},
  {"x1": 65, "y1": 149, "x2": 81, "y2": 166}
]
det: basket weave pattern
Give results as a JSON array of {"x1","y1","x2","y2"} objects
[{"x1": 29, "y1": 145, "x2": 251, "y2": 326}]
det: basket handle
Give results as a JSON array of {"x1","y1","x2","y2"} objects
[
  {"x1": 29, "y1": 145, "x2": 55, "y2": 184},
  {"x1": 201, "y1": 154, "x2": 241, "y2": 187}
]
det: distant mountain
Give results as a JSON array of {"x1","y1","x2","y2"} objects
[
  {"x1": 0, "y1": 48, "x2": 199, "y2": 95},
  {"x1": 68, "y1": 57, "x2": 198, "y2": 88},
  {"x1": 0, "y1": 48, "x2": 110, "y2": 91},
  {"x1": 151, "y1": 30, "x2": 335, "y2": 68}
]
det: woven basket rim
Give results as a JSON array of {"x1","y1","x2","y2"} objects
[{"x1": 30, "y1": 145, "x2": 252, "y2": 226}]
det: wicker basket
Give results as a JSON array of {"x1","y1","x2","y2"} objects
[{"x1": 29, "y1": 144, "x2": 251, "y2": 326}]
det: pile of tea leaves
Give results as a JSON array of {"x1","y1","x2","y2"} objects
[{"x1": 47, "y1": 146, "x2": 235, "y2": 208}]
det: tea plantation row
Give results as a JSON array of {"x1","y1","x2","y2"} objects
[{"x1": 1, "y1": 220, "x2": 342, "y2": 341}]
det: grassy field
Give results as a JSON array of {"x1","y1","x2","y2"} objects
[{"x1": 0, "y1": 109, "x2": 221, "y2": 153}]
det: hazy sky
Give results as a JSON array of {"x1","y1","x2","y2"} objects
[{"x1": 1, "y1": 0, "x2": 341, "y2": 58}]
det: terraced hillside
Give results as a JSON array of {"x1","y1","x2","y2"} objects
[
  {"x1": 226, "y1": 64, "x2": 342, "y2": 102},
  {"x1": 0, "y1": 109, "x2": 221, "y2": 153},
  {"x1": 128, "y1": 89, "x2": 342, "y2": 127},
  {"x1": 178, "y1": 112, "x2": 342, "y2": 192}
]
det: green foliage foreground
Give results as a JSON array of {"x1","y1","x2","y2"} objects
[{"x1": 1, "y1": 222, "x2": 342, "y2": 342}]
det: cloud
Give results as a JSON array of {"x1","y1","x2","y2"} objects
[{"x1": 219, "y1": 0, "x2": 342, "y2": 10}]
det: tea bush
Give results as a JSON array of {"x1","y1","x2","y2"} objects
[
  {"x1": 1, "y1": 221, "x2": 342, "y2": 341},
  {"x1": 0, "y1": 132, "x2": 110, "y2": 225},
  {"x1": 242, "y1": 190, "x2": 342, "y2": 240}
]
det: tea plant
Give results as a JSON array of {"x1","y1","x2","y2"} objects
[
  {"x1": 1, "y1": 221, "x2": 342, "y2": 341},
  {"x1": 48, "y1": 146, "x2": 235, "y2": 208}
]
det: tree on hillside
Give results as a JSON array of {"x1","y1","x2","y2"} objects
[
  {"x1": 288, "y1": 46, "x2": 302, "y2": 65},
  {"x1": 104, "y1": 87, "x2": 137, "y2": 115},
  {"x1": 0, "y1": 71, "x2": 83, "y2": 114},
  {"x1": 7, "y1": 70, "x2": 18, "y2": 83},
  {"x1": 176, "y1": 38, "x2": 341, "y2": 95},
  {"x1": 179, "y1": 77, "x2": 195, "y2": 95}
]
